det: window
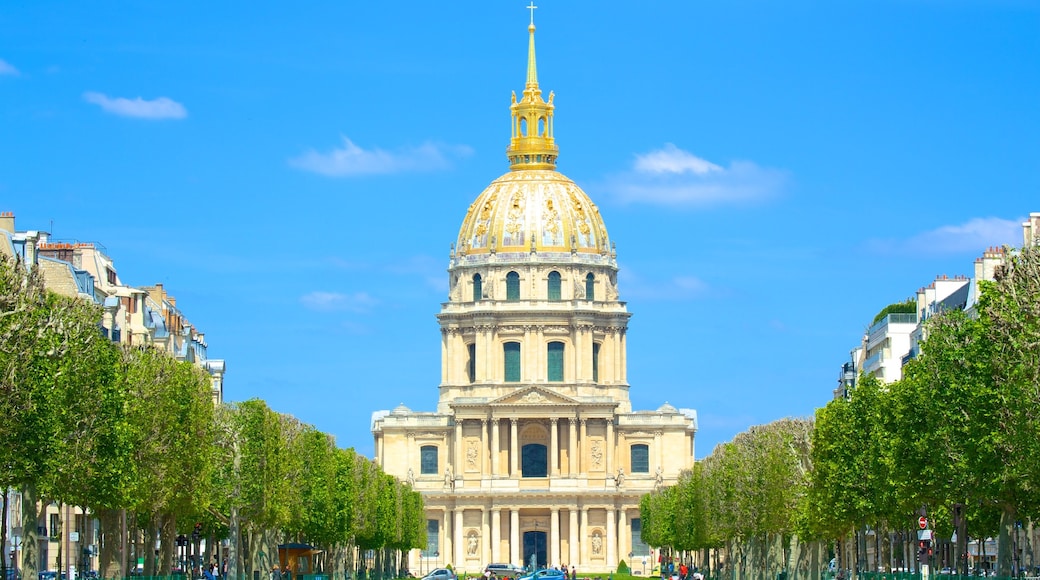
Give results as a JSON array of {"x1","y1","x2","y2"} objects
[
  {"x1": 424, "y1": 519, "x2": 439, "y2": 557},
  {"x1": 50, "y1": 513, "x2": 60, "y2": 539},
  {"x1": 592, "y1": 343, "x2": 600, "y2": 382},
  {"x1": 548, "y1": 271, "x2": 561, "y2": 301},
  {"x1": 631, "y1": 518, "x2": 650, "y2": 556},
  {"x1": 504, "y1": 342, "x2": 521, "y2": 382},
  {"x1": 547, "y1": 342, "x2": 564, "y2": 381},
  {"x1": 631, "y1": 444, "x2": 649, "y2": 473},
  {"x1": 585, "y1": 273, "x2": 595, "y2": 301},
  {"x1": 506, "y1": 271, "x2": 520, "y2": 301},
  {"x1": 420, "y1": 445, "x2": 438, "y2": 475},
  {"x1": 473, "y1": 274, "x2": 482, "y2": 302},
  {"x1": 467, "y1": 343, "x2": 476, "y2": 383},
  {"x1": 522, "y1": 443, "x2": 548, "y2": 477}
]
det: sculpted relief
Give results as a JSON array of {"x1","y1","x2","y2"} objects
[
  {"x1": 466, "y1": 439, "x2": 479, "y2": 471},
  {"x1": 590, "y1": 439, "x2": 603, "y2": 469}
]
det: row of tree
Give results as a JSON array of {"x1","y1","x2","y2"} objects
[
  {"x1": 0, "y1": 253, "x2": 425, "y2": 580},
  {"x1": 640, "y1": 243, "x2": 1040, "y2": 579}
]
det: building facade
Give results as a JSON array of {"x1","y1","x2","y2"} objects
[
  {"x1": 0, "y1": 211, "x2": 226, "y2": 576},
  {"x1": 371, "y1": 18, "x2": 697, "y2": 575}
]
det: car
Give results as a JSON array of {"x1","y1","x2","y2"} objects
[
  {"x1": 484, "y1": 564, "x2": 525, "y2": 578},
  {"x1": 518, "y1": 569, "x2": 566, "y2": 580},
  {"x1": 421, "y1": 569, "x2": 456, "y2": 580}
]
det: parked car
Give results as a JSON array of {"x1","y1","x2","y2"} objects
[
  {"x1": 518, "y1": 569, "x2": 565, "y2": 580},
  {"x1": 485, "y1": 564, "x2": 524, "y2": 578},
  {"x1": 421, "y1": 568, "x2": 456, "y2": 580}
]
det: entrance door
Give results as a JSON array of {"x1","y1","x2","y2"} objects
[{"x1": 523, "y1": 531, "x2": 547, "y2": 570}]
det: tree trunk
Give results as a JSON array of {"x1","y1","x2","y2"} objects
[
  {"x1": 158, "y1": 513, "x2": 176, "y2": 575},
  {"x1": 21, "y1": 485, "x2": 41, "y2": 580},
  {"x1": 997, "y1": 507, "x2": 1015, "y2": 577},
  {"x1": 96, "y1": 508, "x2": 121, "y2": 580}
]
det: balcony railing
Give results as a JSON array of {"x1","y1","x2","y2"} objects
[{"x1": 867, "y1": 312, "x2": 918, "y2": 336}]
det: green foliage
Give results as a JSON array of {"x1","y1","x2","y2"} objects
[
  {"x1": 871, "y1": 299, "x2": 916, "y2": 324},
  {"x1": 617, "y1": 560, "x2": 630, "y2": 575}
]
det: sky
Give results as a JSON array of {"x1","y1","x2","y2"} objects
[{"x1": 2, "y1": 1, "x2": 1038, "y2": 460}]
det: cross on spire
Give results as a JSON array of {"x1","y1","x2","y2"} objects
[{"x1": 527, "y1": 1, "x2": 537, "y2": 26}]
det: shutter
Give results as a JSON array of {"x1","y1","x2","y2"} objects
[
  {"x1": 504, "y1": 342, "x2": 521, "y2": 382},
  {"x1": 547, "y1": 342, "x2": 564, "y2": 381},
  {"x1": 548, "y1": 271, "x2": 561, "y2": 301}
]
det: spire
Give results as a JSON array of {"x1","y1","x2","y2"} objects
[
  {"x1": 508, "y1": 4, "x2": 557, "y2": 171},
  {"x1": 526, "y1": 16, "x2": 538, "y2": 89}
]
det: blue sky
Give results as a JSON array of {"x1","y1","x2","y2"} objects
[{"x1": 2, "y1": 1, "x2": 1038, "y2": 459}]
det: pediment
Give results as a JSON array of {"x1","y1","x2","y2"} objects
[{"x1": 491, "y1": 386, "x2": 579, "y2": 406}]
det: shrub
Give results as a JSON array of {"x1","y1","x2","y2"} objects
[{"x1": 617, "y1": 561, "x2": 630, "y2": 575}]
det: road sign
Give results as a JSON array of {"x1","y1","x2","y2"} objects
[{"x1": 919, "y1": 516, "x2": 928, "y2": 529}]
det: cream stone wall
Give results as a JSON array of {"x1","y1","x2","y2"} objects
[{"x1": 371, "y1": 19, "x2": 696, "y2": 575}]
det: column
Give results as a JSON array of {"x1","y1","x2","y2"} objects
[
  {"x1": 482, "y1": 507, "x2": 491, "y2": 565},
  {"x1": 491, "y1": 508, "x2": 502, "y2": 562},
  {"x1": 491, "y1": 418, "x2": 501, "y2": 476},
  {"x1": 614, "y1": 330, "x2": 622, "y2": 383},
  {"x1": 569, "y1": 508, "x2": 579, "y2": 569},
  {"x1": 454, "y1": 509, "x2": 465, "y2": 568},
  {"x1": 653, "y1": 431, "x2": 662, "y2": 474},
  {"x1": 376, "y1": 435, "x2": 383, "y2": 466},
  {"x1": 510, "y1": 508, "x2": 520, "y2": 566},
  {"x1": 480, "y1": 419, "x2": 488, "y2": 476},
  {"x1": 618, "y1": 509, "x2": 628, "y2": 567},
  {"x1": 510, "y1": 419, "x2": 519, "y2": 476},
  {"x1": 606, "y1": 419, "x2": 614, "y2": 475},
  {"x1": 550, "y1": 418, "x2": 559, "y2": 476},
  {"x1": 579, "y1": 419, "x2": 587, "y2": 476},
  {"x1": 455, "y1": 420, "x2": 463, "y2": 475},
  {"x1": 580, "y1": 507, "x2": 589, "y2": 566},
  {"x1": 568, "y1": 418, "x2": 577, "y2": 475},
  {"x1": 443, "y1": 510, "x2": 452, "y2": 569},
  {"x1": 606, "y1": 507, "x2": 617, "y2": 569},
  {"x1": 550, "y1": 508, "x2": 560, "y2": 568}
]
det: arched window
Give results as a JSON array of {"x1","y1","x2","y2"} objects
[
  {"x1": 631, "y1": 444, "x2": 650, "y2": 473},
  {"x1": 472, "y1": 273, "x2": 482, "y2": 302},
  {"x1": 547, "y1": 271, "x2": 561, "y2": 301},
  {"x1": 506, "y1": 271, "x2": 520, "y2": 301},
  {"x1": 467, "y1": 343, "x2": 476, "y2": 383},
  {"x1": 592, "y1": 342, "x2": 601, "y2": 383},
  {"x1": 504, "y1": 342, "x2": 521, "y2": 382},
  {"x1": 420, "y1": 445, "x2": 438, "y2": 475},
  {"x1": 522, "y1": 443, "x2": 548, "y2": 477},
  {"x1": 585, "y1": 273, "x2": 595, "y2": 301},
  {"x1": 547, "y1": 341, "x2": 564, "y2": 382}
]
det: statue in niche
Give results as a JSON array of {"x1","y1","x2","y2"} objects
[
  {"x1": 591, "y1": 531, "x2": 603, "y2": 555},
  {"x1": 466, "y1": 440, "x2": 479, "y2": 470},
  {"x1": 655, "y1": 466, "x2": 664, "y2": 489},
  {"x1": 591, "y1": 440, "x2": 603, "y2": 468},
  {"x1": 444, "y1": 464, "x2": 455, "y2": 491},
  {"x1": 467, "y1": 531, "x2": 480, "y2": 556},
  {"x1": 407, "y1": 468, "x2": 415, "y2": 485},
  {"x1": 615, "y1": 466, "x2": 625, "y2": 490}
]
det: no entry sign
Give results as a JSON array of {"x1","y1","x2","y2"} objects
[{"x1": 918, "y1": 516, "x2": 928, "y2": 529}]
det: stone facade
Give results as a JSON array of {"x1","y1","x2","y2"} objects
[{"x1": 371, "y1": 18, "x2": 697, "y2": 576}]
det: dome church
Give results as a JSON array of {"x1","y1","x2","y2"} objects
[{"x1": 371, "y1": 12, "x2": 697, "y2": 575}]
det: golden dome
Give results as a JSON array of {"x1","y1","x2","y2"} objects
[
  {"x1": 456, "y1": 170, "x2": 610, "y2": 257},
  {"x1": 455, "y1": 15, "x2": 610, "y2": 259}
]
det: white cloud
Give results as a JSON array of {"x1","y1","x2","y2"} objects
[
  {"x1": 0, "y1": 59, "x2": 19, "y2": 76},
  {"x1": 83, "y1": 91, "x2": 187, "y2": 119},
  {"x1": 605, "y1": 144, "x2": 787, "y2": 207},
  {"x1": 289, "y1": 136, "x2": 472, "y2": 177},
  {"x1": 300, "y1": 291, "x2": 379, "y2": 313},
  {"x1": 869, "y1": 216, "x2": 1022, "y2": 255}
]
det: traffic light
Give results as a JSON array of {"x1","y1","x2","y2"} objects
[{"x1": 918, "y1": 540, "x2": 932, "y2": 562}]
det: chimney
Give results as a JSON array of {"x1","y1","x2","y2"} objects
[
  {"x1": 0, "y1": 211, "x2": 14, "y2": 234},
  {"x1": 25, "y1": 231, "x2": 39, "y2": 269}
]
